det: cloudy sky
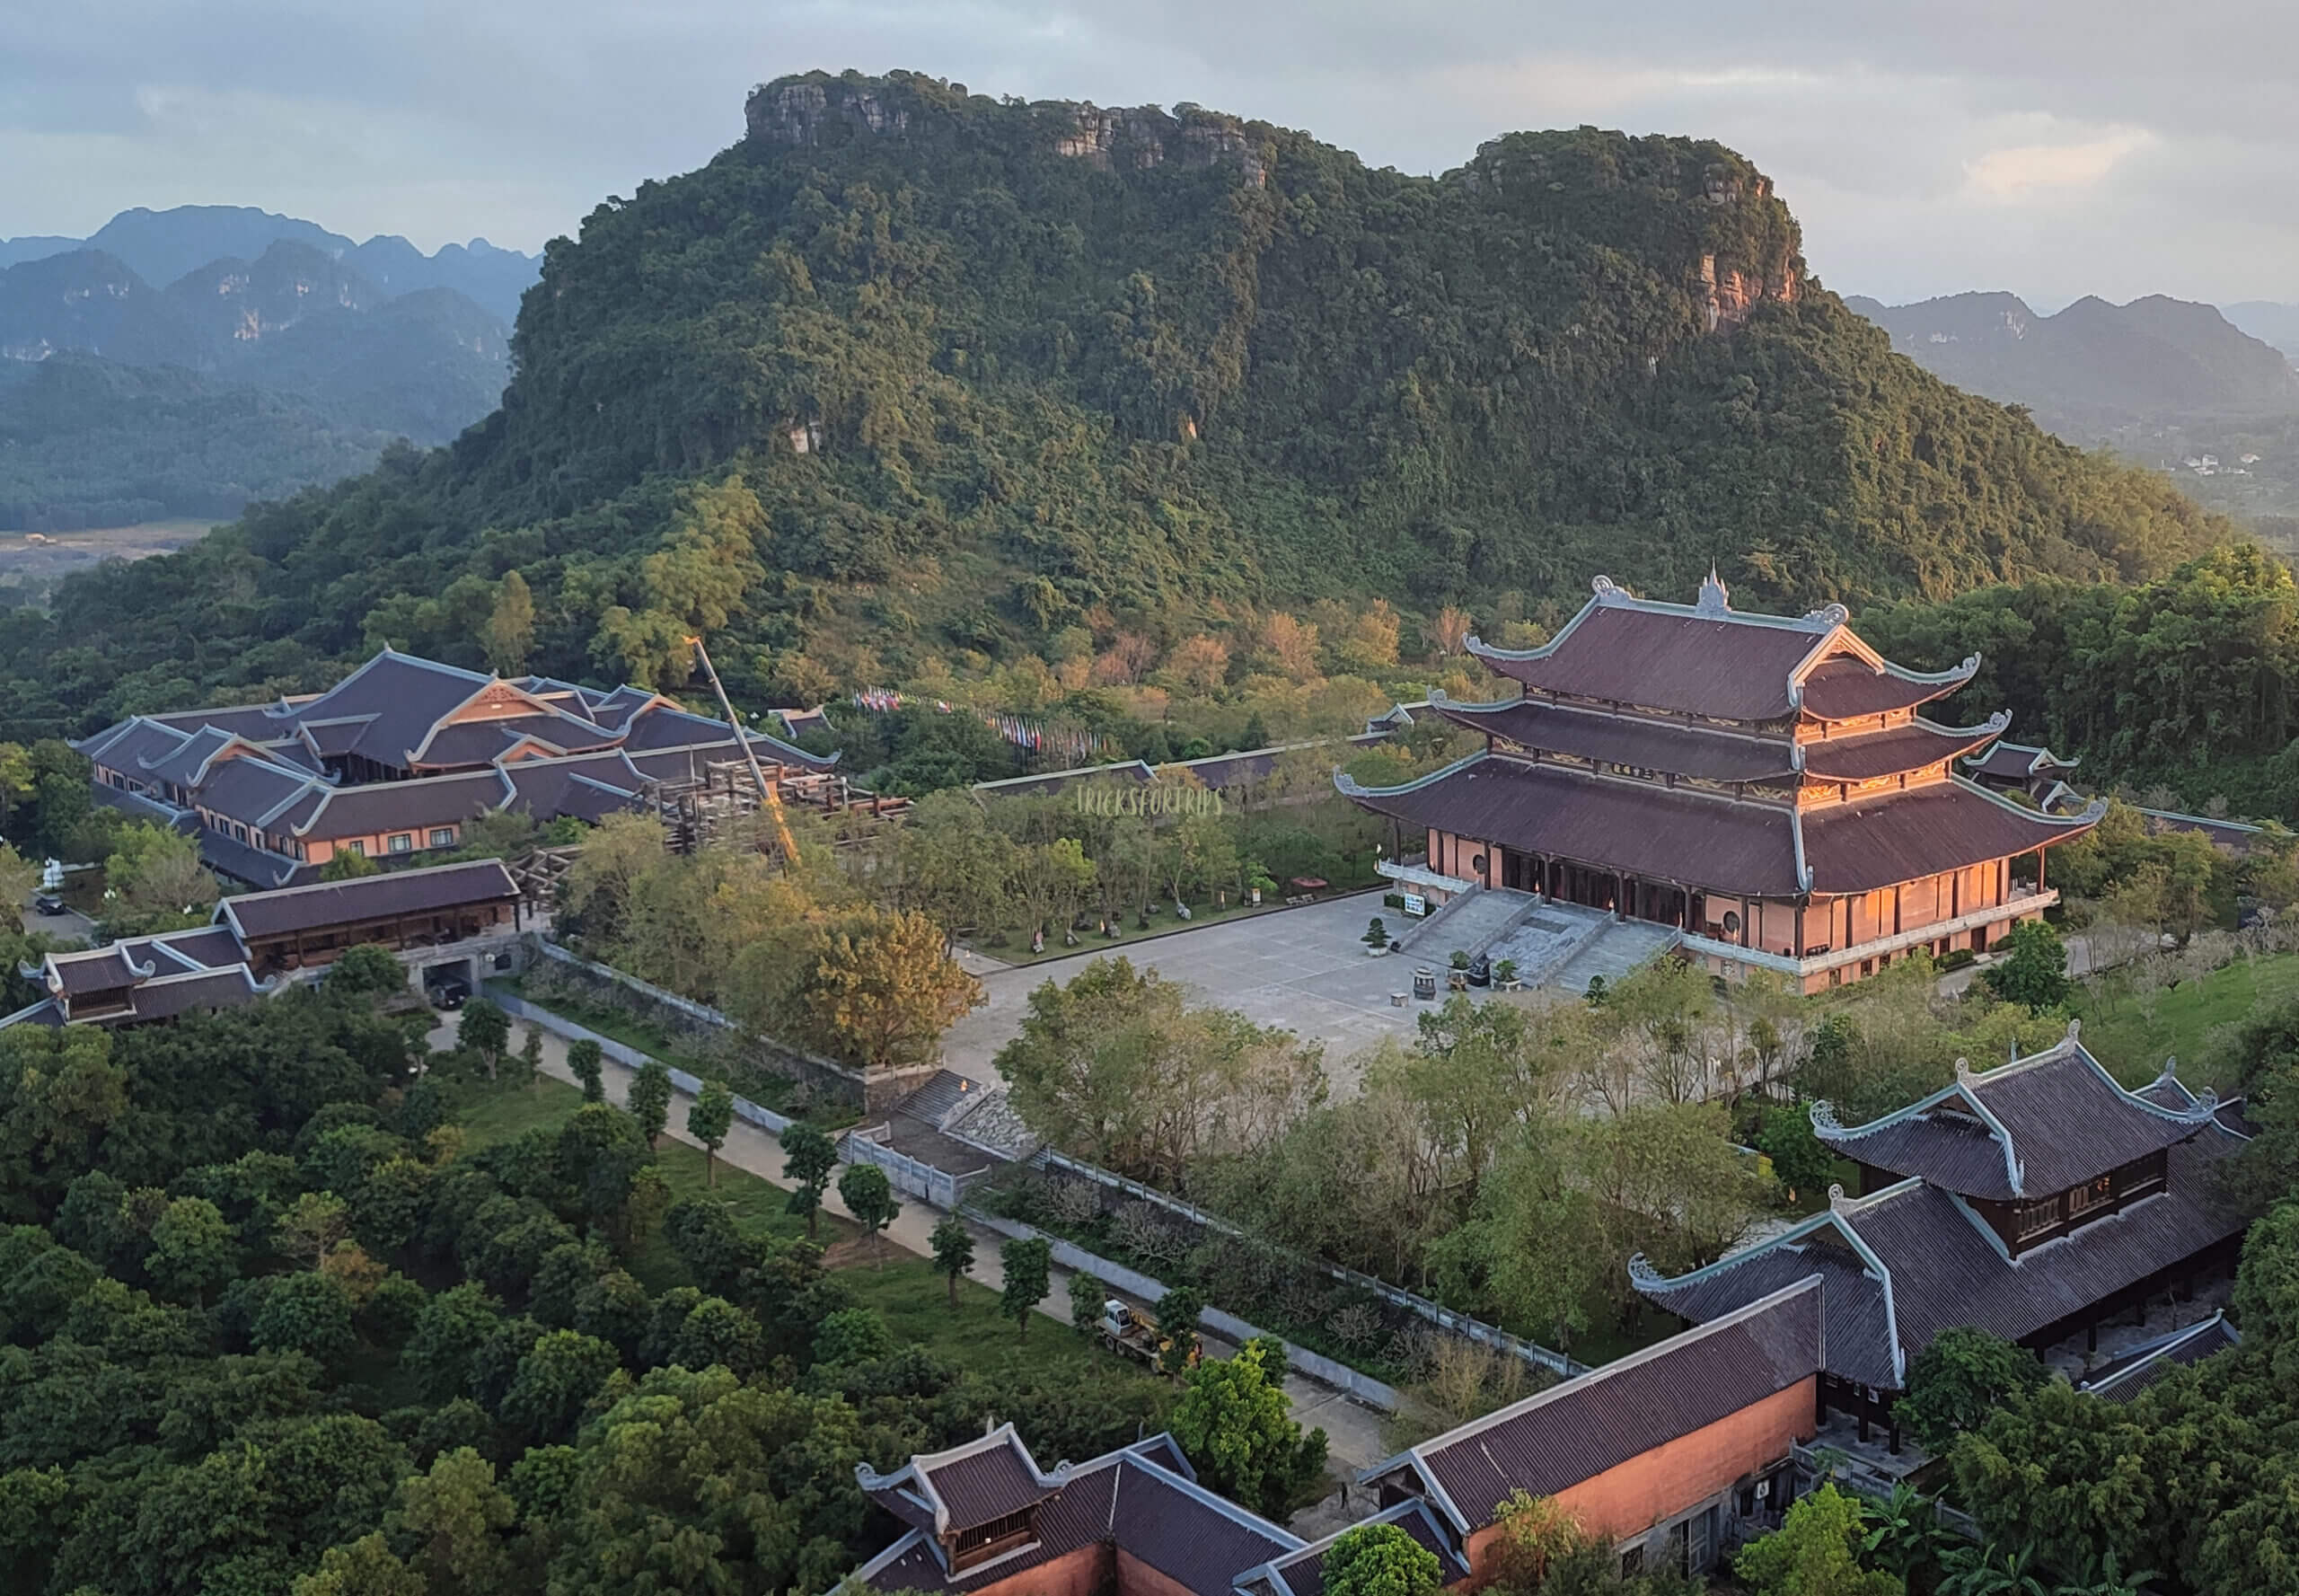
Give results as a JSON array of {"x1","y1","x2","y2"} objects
[{"x1": 4, "y1": 0, "x2": 2295, "y2": 307}]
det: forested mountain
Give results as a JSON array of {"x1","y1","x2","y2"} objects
[
  {"x1": 0, "y1": 69, "x2": 2234, "y2": 738},
  {"x1": 0, "y1": 206, "x2": 541, "y2": 323},
  {"x1": 1845, "y1": 290, "x2": 2299, "y2": 428}
]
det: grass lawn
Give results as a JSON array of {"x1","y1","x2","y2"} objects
[
  {"x1": 2071, "y1": 949, "x2": 2299, "y2": 1092},
  {"x1": 840, "y1": 1253, "x2": 1176, "y2": 1397},
  {"x1": 454, "y1": 1075, "x2": 851, "y2": 1291}
]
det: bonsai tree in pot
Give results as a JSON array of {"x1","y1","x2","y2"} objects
[
  {"x1": 1363, "y1": 917, "x2": 1390, "y2": 952},
  {"x1": 1449, "y1": 949, "x2": 1472, "y2": 972},
  {"x1": 1493, "y1": 958, "x2": 1519, "y2": 990}
]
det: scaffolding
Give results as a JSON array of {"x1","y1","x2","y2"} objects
[{"x1": 642, "y1": 758, "x2": 911, "y2": 857}]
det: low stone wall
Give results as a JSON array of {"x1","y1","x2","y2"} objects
[
  {"x1": 969, "y1": 1211, "x2": 1403, "y2": 1411},
  {"x1": 531, "y1": 939, "x2": 905, "y2": 1110},
  {"x1": 841, "y1": 1124, "x2": 998, "y2": 1209}
]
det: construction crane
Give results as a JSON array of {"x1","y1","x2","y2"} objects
[{"x1": 686, "y1": 635, "x2": 800, "y2": 864}]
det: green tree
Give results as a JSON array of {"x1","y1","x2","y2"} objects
[
  {"x1": 1155, "y1": 1285, "x2": 1203, "y2": 1375},
  {"x1": 517, "y1": 1025, "x2": 544, "y2": 1089},
  {"x1": 500, "y1": 1328, "x2": 620, "y2": 1442},
  {"x1": 275, "y1": 1190, "x2": 352, "y2": 1269},
  {"x1": 459, "y1": 998, "x2": 511, "y2": 1080},
  {"x1": 482, "y1": 570, "x2": 537, "y2": 676},
  {"x1": 394, "y1": 1445, "x2": 517, "y2": 1596},
  {"x1": 144, "y1": 1195, "x2": 234, "y2": 1304},
  {"x1": 1757, "y1": 1102, "x2": 1836, "y2": 1201},
  {"x1": 931, "y1": 1213, "x2": 976, "y2": 1308},
  {"x1": 837, "y1": 1161, "x2": 898, "y2": 1266},
  {"x1": 291, "y1": 1533, "x2": 427, "y2": 1596},
  {"x1": 1735, "y1": 1483, "x2": 1903, "y2": 1596},
  {"x1": 568, "y1": 1037, "x2": 606, "y2": 1103},
  {"x1": 1894, "y1": 1327, "x2": 2048, "y2": 1456},
  {"x1": 1323, "y1": 1521, "x2": 1442, "y2": 1596},
  {"x1": 103, "y1": 819, "x2": 219, "y2": 930},
  {"x1": 1170, "y1": 1337, "x2": 1328, "y2": 1517},
  {"x1": 625, "y1": 1060, "x2": 672, "y2": 1149},
  {"x1": 1982, "y1": 920, "x2": 2070, "y2": 1012},
  {"x1": 1069, "y1": 1267, "x2": 1106, "y2": 1335},
  {"x1": 252, "y1": 1269, "x2": 359, "y2": 1364},
  {"x1": 322, "y1": 847, "x2": 382, "y2": 881},
  {"x1": 686, "y1": 1079, "x2": 735, "y2": 1186},
  {"x1": 327, "y1": 944, "x2": 408, "y2": 999},
  {"x1": 1000, "y1": 1236, "x2": 1052, "y2": 1340},
  {"x1": 780, "y1": 1123, "x2": 838, "y2": 1238}
]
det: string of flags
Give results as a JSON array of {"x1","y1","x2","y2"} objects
[{"x1": 851, "y1": 690, "x2": 1116, "y2": 763}]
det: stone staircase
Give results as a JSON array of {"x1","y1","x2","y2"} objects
[
  {"x1": 1388, "y1": 886, "x2": 1540, "y2": 959},
  {"x1": 1484, "y1": 902, "x2": 1616, "y2": 989},
  {"x1": 1547, "y1": 918, "x2": 1684, "y2": 994}
]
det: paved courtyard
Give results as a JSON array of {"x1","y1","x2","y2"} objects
[{"x1": 941, "y1": 891, "x2": 1500, "y2": 1090}]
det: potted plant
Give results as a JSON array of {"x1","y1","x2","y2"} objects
[
  {"x1": 1449, "y1": 949, "x2": 1471, "y2": 972},
  {"x1": 1363, "y1": 916, "x2": 1390, "y2": 953},
  {"x1": 1493, "y1": 958, "x2": 1520, "y2": 992},
  {"x1": 1448, "y1": 948, "x2": 1471, "y2": 990}
]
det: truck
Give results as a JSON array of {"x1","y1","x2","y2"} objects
[{"x1": 1096, "y1": 1300, "x2": 1200, "y2": 1370}]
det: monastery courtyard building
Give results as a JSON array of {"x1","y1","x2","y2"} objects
[{"x1": 1340, "y1": 574, "x2": 2104, "y2": 992}]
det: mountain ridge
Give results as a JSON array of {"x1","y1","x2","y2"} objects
[
  {"x1": 0, "y1": 69, "x2": 2234, "y2": 740},
  {"x1": 0, "y1": 204, "x2": 541, "y2": 323}
]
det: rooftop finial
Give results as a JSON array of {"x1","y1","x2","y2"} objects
[
  {"x1": 1696, "y1": 563, "x2": 1731, "y2": 615},
  {"x1": 1953, "y1": 1056, "x2": 1971, "y2": 1080},
  {"x1": 1828, "y1": 1183, "x2": 1849, "y2": 1212}
]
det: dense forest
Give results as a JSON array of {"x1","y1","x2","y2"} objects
[{"x1": 0, "y1": 68, "x2": 2233, "y2": 742}]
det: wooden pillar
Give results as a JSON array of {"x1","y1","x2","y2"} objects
[
  {"x1": 1893, "y1": 884, "x2": 1903, "y2": 936},
  {"x1": 2037, "y1": 850, "x2": 2047, "y2": 895},
  {"x1": 1793, "y1": 905, "x2": 1805, "y2": 956}
]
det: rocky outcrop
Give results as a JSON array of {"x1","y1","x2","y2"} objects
[
  {"x1": 744, "y1": 78, "x2": 912, "y2": 146},
  {"x1": 744, "y1": 75, "x2": 1266, "y2": 187},
  {"x1": 1701, "y1": 252, "x2": 1800, "y2": 331}
]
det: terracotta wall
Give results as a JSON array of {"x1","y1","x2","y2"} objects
[
  {"x1": 304, "y1": 824, "x2": 464, "y2": 867},
  {"x1": 971, "y1": 1543, "x2": 1112, "y2": 1596},
  {"x1": 1458, "y1": 1378, "x2": 1816, "y2": 1581},
  {"x1": 1116, "y1": 1548, "x2": 1206, "y2": 1596}
]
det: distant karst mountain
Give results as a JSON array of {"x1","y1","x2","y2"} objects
[
  {"x1": 0, "y1": 206, "x2": 541, "y2": 322},
  {"x1": 2225, "y1": 302, "x2": 2299, "y2": 360},
  {"x1": 1844, "y1": 290, "x2": 2299, "y2": 424},
  {"x1": 0, "y1": 225, "x2": 519, "y2": 532}
]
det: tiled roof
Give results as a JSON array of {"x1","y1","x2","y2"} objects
[
  {"x1": 219, "y1": 860, "x2": 521, "y2": 941},
  {"x1": 618, "y1": 705, "x2": 836, "y2": 768},
  {"x1": 197, "y1": 827, "x2": 310, "y2": 889},
  {"x1": 1341, "y1": 753, "x2": 1806, "y2": 898},
  {"x1": 274, "y1": 650, "x2": 502, "y2": 771},
  {"x1": 1469, "y1": 595, "x2": 1829, "y2": 721},
  {"x1": 1797, "y1": 654, "x2": 1978, "y2": 720},
  {"x1": 852, "y1": 1433, "x2": 1298, "y2": 1596},
  {"x1": 106, "y1": 966, "x2": 268, "y2": 1024},
  {"x1": 923, "y1": 1434, "x2": 1058, "y2": 1527},
  {"x1": 1966, "y1": 740, "x2": 2078, "y2": 781},
  {"x1": 79, "y1": 717, "x2": 190, "y2": 777},
  {"x1": 1429, "y1": 694, "x2": 1799, "y2": 786},
  {"x1": 140, "y1": 726, "x2": 244, "y2": 790},
  {"x1": 290, "y1": 769, "x2": 509, "y2": 839},
  {"x1": 1373, "y1": 1279, "x2": 1823, "y2": 1533},
  {"x1": 1801, "y1": 780, "x2": 2101, "y2": 896},
  {"x1": 1800, "y1": 719, "x2": 2008, "y2": 783},
  {"x1": 1812, "y1": 1038, "x2": 2221, "y2": 1201},
  {"x1": 48, "y1": 945, "x2": 154, "y2": 996},
  {"x1": 1637, "y1": 1114, "x2": 2248, "y2": 1389},
  {"x1": 2076, "y1": 1312, "x2": 2240, "y2": 1400}
]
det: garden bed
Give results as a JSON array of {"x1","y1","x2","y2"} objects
[
  {"x1": 971, "y1": 1162, "x2": 1521, "y2": 1389},
  {"x1": 491, "y1": 969, "x2": 855, "y2": 1129}
]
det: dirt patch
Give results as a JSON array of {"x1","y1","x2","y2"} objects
[{"x1": 821, "y1": 1237, "x2": 889, "y2": 1271}]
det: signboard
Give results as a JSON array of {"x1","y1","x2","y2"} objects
[{"x1": 1403, "y1": 893, "x2": 1428, "y2": 917}]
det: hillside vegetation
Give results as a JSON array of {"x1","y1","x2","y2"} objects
[{"x1": 0, "y1": 69, "x2": 2233, "y2": 739}]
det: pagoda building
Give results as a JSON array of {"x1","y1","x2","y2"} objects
[
  {"x1": 1338, "y1": 573, "x2": 2104, "y2": 992},
  {"x1": 1632, "y1": 1026, "x2": 2251, "y2": 1447}
]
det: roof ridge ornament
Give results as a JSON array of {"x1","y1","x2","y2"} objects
[
  {"x1": 1800, "y1": 603, "x2": 1850, "y2": 630},
  {"x1": 2066, "y1": 1018, "x2": 2082, "y2": 1044},
  {"x1": 1591, "y1": 574, "x2": 1625, "y2": 603},
  {"x1": 1696, "y1": 565, "x2": 1731, "y2": 615},
  {"x1": 1953, "y1": 1056, "x2": 1972, "y2": 1080},
  {"x1": 1828, "y1": 1183, "x2": 1850, "y2": 1213}
]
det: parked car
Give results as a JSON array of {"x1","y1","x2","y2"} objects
[
  {"x1": 427, "y1": 973, "x2": 471, "y2": 1010},
  {"x1": 31, "y1": 893, "x2": 66, "y2": 916}
]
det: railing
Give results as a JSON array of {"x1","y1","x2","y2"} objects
[
  {"x1": 1678, "y1": 891, "x2": 2060, "y2": 979},
  {"x1": 1791, "y1": 1443, "x2": 1981, "y2": 1542},
  {"x1": 840, "y1": 1124, "x2": 994, "y2": 1209}
]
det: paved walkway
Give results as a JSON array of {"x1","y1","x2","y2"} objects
[
  {"x1": 943, "y1": 892, "x2": 1471, "y2": 1094},
  {"x1": 432, "y1": 1009, "x2": 1390, "y2": 1471}
]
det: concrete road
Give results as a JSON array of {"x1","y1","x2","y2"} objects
[
  {"x1": 430, "y1": 1008, "x2": 1393, "y2": 1474},
  {"x1": 16, "y1": 902, "x2": 92, "y2": 946},
  {"x1": 942, "y1": 893, "x2": 1449, "y2": 1093}
]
